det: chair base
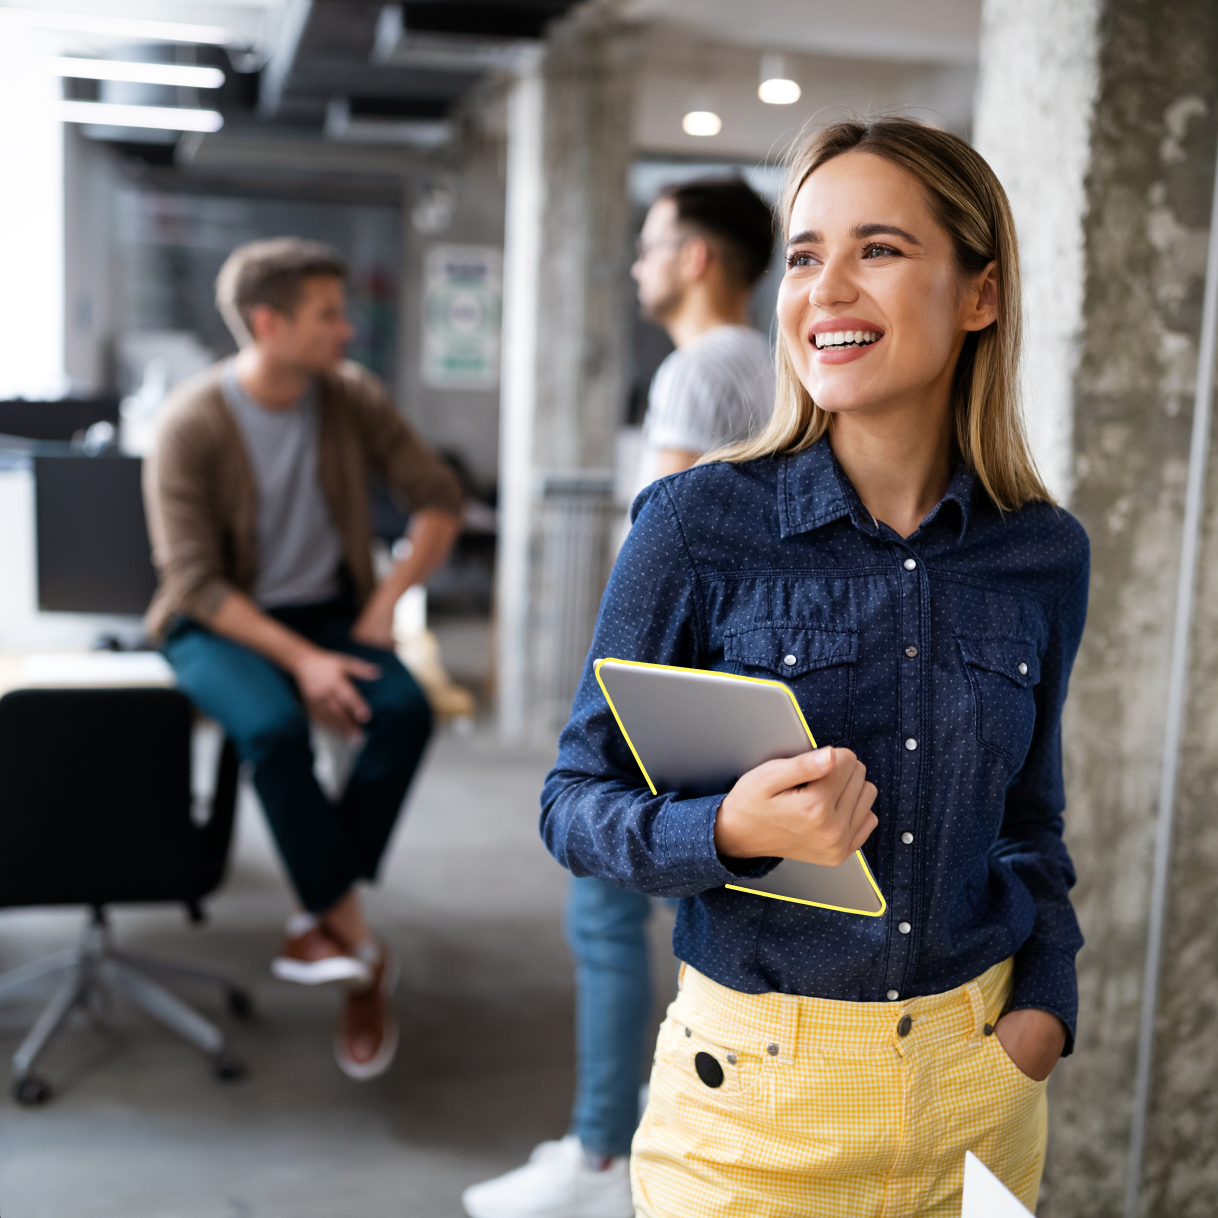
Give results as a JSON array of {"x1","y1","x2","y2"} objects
[{"x1": 0, "y1": 911, "x2": 251, "y2": 1104}]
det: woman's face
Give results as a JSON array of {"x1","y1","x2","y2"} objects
[{"x1": 777, "y1": 150, "x2": 996, "y2": 420}]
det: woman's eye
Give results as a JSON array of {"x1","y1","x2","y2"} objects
[
  {"x1": 786, "y1": 251, "x2": 817, "y2": 269},
  {"x1": 862, "y1": 243, "x2": 900, "y2": 260}
]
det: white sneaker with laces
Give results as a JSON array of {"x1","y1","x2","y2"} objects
[{"x1": 461, "y1": 1135, "x2": 634, "y2": 1218}]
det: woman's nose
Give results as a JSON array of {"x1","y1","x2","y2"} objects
[{"x1": 811, "y1": 255, "x2": 858, "y2": 308}]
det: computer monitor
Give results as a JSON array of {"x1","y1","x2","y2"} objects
[
  {"x1": 34, "y1": 454, "x2": 158, "y2": 615},
  {"x1": 0, "y1": 397, "x2": 120, "y2": 443}
]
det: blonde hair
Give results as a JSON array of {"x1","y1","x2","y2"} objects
[{"x1": 714, "y1": 117, "x2": 1050, "y2": 511}]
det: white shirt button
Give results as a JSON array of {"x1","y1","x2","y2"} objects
[
  {"x1": 886, "y1": 989, "x2": 900, "y2": 1001},
  {"x1": 901, "y1": 831, "x2": 914, "y2": 845},
  {"x1": 904, "y1": 737, "x2": 918, "y2": 751},
  {"x1": 903, "y1": 557, "x2": 917, "y2": 571},
  {"x1": 898, "y1": 921, "x2": 911, "y2": 934},
  {"x1": 1018, "y1": 661, "x2": 1028, "y2": 675},
  {"x1": 783, "y1": 654, "x2": 797, "y2": 667}
]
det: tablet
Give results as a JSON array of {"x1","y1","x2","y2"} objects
[{"x1": 594, "y1": 657, "x2": 885, "y2": 916}]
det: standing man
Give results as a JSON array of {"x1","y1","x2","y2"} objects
[
  {"x1": 462, "y1": 177, "x2": 774, "y2": 1218},
  {"x1": 144, "y1": 238, "x2": 463, "y2": 1081}
]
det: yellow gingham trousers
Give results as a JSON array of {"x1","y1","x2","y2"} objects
[{"x1": 631, "y1": 958, "x2": 1047, "y2": 1218}]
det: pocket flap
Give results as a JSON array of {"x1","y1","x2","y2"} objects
[
  {"x1": 725, "y1": 625, "x2": 858, "y2": 677},
  {"x1": 957, "y1": 635, "x2": 1040, "y2": 687}
]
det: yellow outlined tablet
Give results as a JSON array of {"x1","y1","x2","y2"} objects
[{"x1": 595, "y1": 657, "x2": 885, "y2": 917}]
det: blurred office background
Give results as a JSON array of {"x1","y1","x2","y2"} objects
[{"x1": 0, "y1": 2, "x2": 1216, "y2": 1217}]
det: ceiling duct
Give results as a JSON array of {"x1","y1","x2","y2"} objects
[{"x1": 371, "y1": 2, "x2": 564, "y2": 71}]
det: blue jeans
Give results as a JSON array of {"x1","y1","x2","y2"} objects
[
  {"x1": 565, "y1": 875, "x2": 653, "y2": 1158},
  {"x1": 163, "y1": 597, "x2": 432, "y2": 913}
]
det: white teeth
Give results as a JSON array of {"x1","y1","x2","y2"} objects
[{"x1": 814, "y1": 329, "x2": 880, "y2": 348}]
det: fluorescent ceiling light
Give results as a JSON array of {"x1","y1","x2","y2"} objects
[
  {"x1": 759, "y1": 55, "x2": 800, "y2": 105},
  {"x1": 682, "y1": 111, "x2": 721, "y2": 137},
  {"x1": 32, "y1": 56, "x2": 225, "y2": 88},
  {"x1": 0, "y1": 8, "x2": 233, "y2": 45},
  {"x1": 58, "y1": 100, "x2": 224, "y2": 132}
]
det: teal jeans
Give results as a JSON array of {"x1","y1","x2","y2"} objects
[{"x1": 164, "y1": 597, "x2": 432, "y2": 913}]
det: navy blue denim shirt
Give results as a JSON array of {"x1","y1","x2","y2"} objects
[{"x1": 541, "y1": 437, "x2": 1089, "y2": 1050}]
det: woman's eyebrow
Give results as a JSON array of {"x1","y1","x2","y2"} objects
[
  {"x1": 852, "y1": 223, "x2": 923, "y2": 245},
  {"x1": 786, "y1": 223, "x2": 924, "y2": 248}
]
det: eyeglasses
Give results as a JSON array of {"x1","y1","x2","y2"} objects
[{"x1": 634, "y1": 235, "x2": 690, "y2": 260}]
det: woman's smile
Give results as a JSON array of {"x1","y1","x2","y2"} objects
[{"x1": 810, "y1": 316, "x2": 885, "y2": 364}]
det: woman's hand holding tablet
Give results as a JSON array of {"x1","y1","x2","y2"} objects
[{"x1": 714, "y1": 746, "x2": 879, "y2": 866}]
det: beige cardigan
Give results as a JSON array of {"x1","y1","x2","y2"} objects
[{"x1": 143, "y1": 360, "x2": 463, "y2": 640}]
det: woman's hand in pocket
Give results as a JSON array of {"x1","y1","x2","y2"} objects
[
  {"x1": 994, "y1": 1008, "x2": 1067, "y2": 1082},
  {"x1": 714, "y1": 747, "x2": 878, "y2": 866}
]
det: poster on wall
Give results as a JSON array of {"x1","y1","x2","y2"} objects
[{"x1": 421, "y1": 244, "x2": 502, "y2": 390}]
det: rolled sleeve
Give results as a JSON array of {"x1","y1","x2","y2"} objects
[{"x1": 143, "y1": 408, "x2": 238, "y2": 636}]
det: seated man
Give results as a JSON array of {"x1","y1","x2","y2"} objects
[{"x1": 144, "y1": 237, "x2": 463, "y2": 1080}]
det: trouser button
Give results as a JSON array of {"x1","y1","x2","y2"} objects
[{"x1": 897, "y1": 1014, "x2": 912, "y2": 1037}]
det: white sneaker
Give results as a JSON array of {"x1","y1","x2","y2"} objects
[{"x1": 461, "y1": 1135, "x2": 634, "y2": 1218}]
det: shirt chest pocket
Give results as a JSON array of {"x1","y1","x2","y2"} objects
[
  {"x1": 956, "y1": 635, "x2": 1041, "y2": 766},
  {"x1": 723, "y1": 624, "x2": 858, "y2": 747}
]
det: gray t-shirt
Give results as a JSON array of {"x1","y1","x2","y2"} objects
[
  {"x1": 222, "y1": 362, "x2": 344, "y2": 609},
  {"x1": 632, "y1": 324, "x2": 775, "y2": 500}
]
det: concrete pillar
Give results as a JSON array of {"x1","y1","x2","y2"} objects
[
  {"x1": 496, "y1": 14, "x2": 637, "y2": 738},
  {"x1": 976, "y1": 2, "x2": 1218, "y2": 1214}
]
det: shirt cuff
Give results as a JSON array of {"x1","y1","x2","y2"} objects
[
  {"x1": 658, "y1": 794, "x2": 781, "y2": 891},
  {"x1": 1008, "y1": 946, "x2": 1078, "y2": 1056}
]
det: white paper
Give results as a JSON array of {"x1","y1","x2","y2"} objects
[{"x1": 962, "y1": 1151, "x2": 1033, "y2": 1216}]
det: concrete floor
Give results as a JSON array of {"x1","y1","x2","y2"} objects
[{"x1": 0, "y1": 725, "x2": 677, "y2": 1218}]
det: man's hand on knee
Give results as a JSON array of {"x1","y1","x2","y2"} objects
[{"x1": 293, "y1": 648, "x2": 380, "y2": 738}]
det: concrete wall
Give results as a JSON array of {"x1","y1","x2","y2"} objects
[
  {"x1": 496, "y1": 14, "x2": 638, "y2": 737},
  {"x1": 978, "y1": 1, "x2": 1218, "y2": 1213},
  {"x1": 397, "y1": 123, "x2": 506, "y2": 491},
  {"x1": 63, "y1": 126, "x2": 119, "y2": 395}
]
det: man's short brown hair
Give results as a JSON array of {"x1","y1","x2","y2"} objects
[
  {"x1": 215, "y1": 237, "x2": 348, "y2": 345},
  {"x1": 658, "y1": 177, "x2": 775, "y2": 289}
]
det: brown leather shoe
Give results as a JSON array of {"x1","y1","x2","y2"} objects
[
  {"x1": 272, "y1": 924, "x2": 372, "y2": 986},
  {"x1": 334, "y1": 948, "x2": 399, "y2": 1080}
]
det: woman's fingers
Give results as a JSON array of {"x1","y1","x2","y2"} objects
[
  {"x1": 848, "y1": 783, "x2": 880, "y2": 853},
  {"x1": 834, "y1": 757, "x2": 867, "y2": 817},
  {"x1": 754, "y1": 747, "x2": 837, "y2": 796}
]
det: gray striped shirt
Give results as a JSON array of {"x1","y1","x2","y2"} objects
[{"x1": 632, "y1": 325, "x2": 775, "y2": 500}]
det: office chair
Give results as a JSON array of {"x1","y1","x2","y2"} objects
[{"x1": 0, "y1": 686, "x2": 252, "y2": 1105}]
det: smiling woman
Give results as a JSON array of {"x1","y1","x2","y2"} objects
[
  {"x1": 541, "y1": 115, "x2": 1090, "y2": 1218},
  {"x1": 715, "y1": 116, "x2": 1046, "y2": 519}
]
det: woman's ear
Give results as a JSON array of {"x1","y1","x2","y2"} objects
[{"x1": 962, "y1": 261, "x2": 999, "y2": 332}]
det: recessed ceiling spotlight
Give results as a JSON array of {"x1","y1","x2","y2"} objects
[
  {"x1": 758, "y1": 54, "x2": 800, "y2": 105},
  {"x1": 682, "y1": 110, "x2": 722, "y2": 137}
]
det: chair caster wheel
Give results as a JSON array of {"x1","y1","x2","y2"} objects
[
  {"x1": 212, "y1": 1052, "x2": 246, "y2": 1082},
  {"x1": 13, "y1": 1075, "x2": 51, "y2": 1106},
  {"x1": 227, "y1": 989, "x2": 254, "y2": 1020}
]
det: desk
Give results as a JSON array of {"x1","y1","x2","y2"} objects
[{"x1": 0, "y1": 651, "x2": 174, "y2": 698}]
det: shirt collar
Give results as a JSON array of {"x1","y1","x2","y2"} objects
[{"x1": 777, "y1": 436, "x2": 975, "y2": 542}]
